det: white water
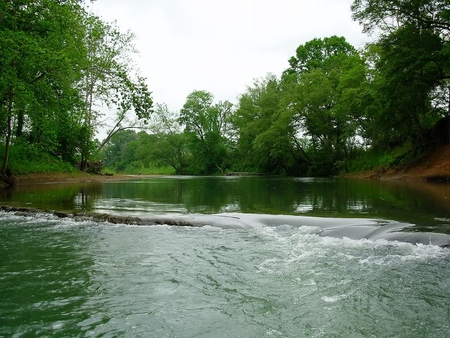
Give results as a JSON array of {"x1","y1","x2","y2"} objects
[{"x1": 1, "y1": 213, "x2": 450, "y2": 337}]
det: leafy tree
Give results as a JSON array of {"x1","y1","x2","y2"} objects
[
  {"x1": 282, "y1": 37, "x2": 368, "y2": 174},
  {"x1": 0, "y1": 1, "x2": 153, "y2": 182},
  {"x1": 287, "y1": 36, "x2": 357, "y2": 74},
  {"x1": 79, "y1": 15, "x2": 153, "y2": 169},
  {"x1": 0, "y1": 0, "x2": 88, "y2": 182},
  {"x1": 145, "y1": 104, "x2": 189, "y2": 174},
  {"x1": 352, "y1": 0, "x2": 450, "y2": 149},
  {"x1": 365, "y1": 31, "x2": 446, "y2": 148},
  {"x1": 179, "y1": 90, "x2": 233, "y2": 174},
  {"x1": 101, "y1": 104, "x2": 190, "y2": 174},
  {"x1": 351, "y1": 0, "x2": 450, "y2": 35},
  {"x1": 102, "y1": 129, "x2": 138, "y2": 172},
  {"x1": 231, "y1": 74, "x2": 297, "y2": 174}
]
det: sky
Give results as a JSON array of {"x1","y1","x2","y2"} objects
[{"x1": 89, "y1": 0, "x2": 372, "y2": 116}]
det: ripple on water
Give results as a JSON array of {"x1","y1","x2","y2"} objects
[{"x1": 1, "y1": 214, "x2": 450, "y2": 337}]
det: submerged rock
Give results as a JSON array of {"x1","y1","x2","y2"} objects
[{"x1": 1, "y1": 205, "x2": 449, "y2": 248}]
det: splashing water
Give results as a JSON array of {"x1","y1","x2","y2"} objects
[{"x1": 1, "y1": 213, "x2": 449, "y2": 337}]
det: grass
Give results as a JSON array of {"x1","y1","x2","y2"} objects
[
  {"x1": 0, "y1": 144, "x2": 78, "y2": 175},
  {"x1": 0, "y1": 143, "x2": 176, "y2": 177},
  {"x1": 105, "y1": 165, "x2": 176, "y2": 176},
  {"x1": 346, "y1": 141, "x2": 419, "y2": 174}
]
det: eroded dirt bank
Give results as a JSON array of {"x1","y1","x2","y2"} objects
[{"x1": 346, "y1": 145, "x2": 450, "y2": 180}]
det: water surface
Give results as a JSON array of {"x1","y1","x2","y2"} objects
[
  {"x1": 1, "y1": 176, "x2": 450, "y2": 337},
  {"x1": 1, "y1": 176, "x2": 450, "y2": 224}
]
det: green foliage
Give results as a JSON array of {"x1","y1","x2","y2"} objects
[
  {"x1": 101, "y1": 128, "x2": 182, "y2": 175},
  {"x1": 3, "y1": 0, "x2": 448, "y2": 178},
  {"x1": 0, "y1": 1, "x2": 153, "y2": 178},
  {"x1": 349, "y1": 0, "x2": 450, "y2": 157},
  {"x1": 0, "y1": 142, "x2": 77, "y2": 174},
  {"x1": 287, "y1": 36, "x2": 356, "y2": 74},
  {"x1": 146, "y1": 104, "x2": 189, "y2": 174},
  {"x1": 347, "y1": 141, "x2": 420, "y2": 173},
  {"x1": 0, "y1": 0, "x2": 88, "y2": 174},
  {"x1": 231, "y1": 74, "x2": 295, "y2": 174},
  {"x1": 271, "y1": 37, "x2": 367, "y2": 175},
  {"x1": 179, "y1": 90, "x2": 233, "y2": 174},
  {"x1": 351, "y1": 0, "x2": 450, "y2": 35},
  {"x1": 79, "y1": 15, "x2": 153, "y2": 166}
]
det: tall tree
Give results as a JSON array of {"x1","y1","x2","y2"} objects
[
  {"x1": 351, "y1": 0, "x2": 450, "y2": 35},
  {"x1": 146, "y1": 104, "x2": 189, "y2": 174},
  {"x1": 79, "y1": 15, "x2": 153, "y2": 169},
  {"x1": 352, "y1": 0, "x2": 450, "y2": 147},
  {"x1": 0, "y1": 1, "x2": 153, "y2": 181},
  {"x1": 282, "y1": 37, "x2": 367, "y2": 174},
  {"x1": 0, "y1": 0, "x2": 88, "y2": 182},
  {"x1": 231, "y1": 74, "x2": 296, "y2": 174},
  {"x1": 101, "y1": 129, "x2": 138, "y2": 172},
  {"x1": 179, "y1": 90, "x2": 233, "y2": 174}
]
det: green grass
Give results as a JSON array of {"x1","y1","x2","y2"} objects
[
  {"x1": 0, "y1": 144, "x2": 78, "y2": 175},
  {"x1": 346, "y1": 141, "x2": 421, "y2": 174},
  {"x1": 105, "y1": 165, "x2": 176, "y2": 176}
]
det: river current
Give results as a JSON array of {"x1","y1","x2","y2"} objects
[
  {"x1": 1, "y1": 177, "x2": 450, "y2": 337},
  {"x1": 1, "y1": 213, "x2": 450, "y2": 337}
]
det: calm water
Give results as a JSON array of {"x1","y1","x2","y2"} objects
[{"x1": 1, "y1": 176, "x2": 450, "y2": 337}]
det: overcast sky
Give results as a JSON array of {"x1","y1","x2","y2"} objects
[{"x1": 89, "y1": 0, "x2": 371, "y2": 114}]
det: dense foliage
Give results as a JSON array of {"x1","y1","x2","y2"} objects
[
  {"x1": 2, "y1": 0, "x2": 449, "y2": 178},
  {"x1": 105, "y1": 0, "x2": 450, "y2": 176},
  {"x1": 0, "y1": 0, "x2": 153, "y2": 182}
]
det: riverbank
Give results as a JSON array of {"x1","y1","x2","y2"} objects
[
  {"x1": 9, "y1": 172, "x2": 137, "y2": 186},
  {"x1": 4, "y1": 145, "x2": 450, "y2": 185},
  {"x1": 346, "y1": 145, "x2": 450, "y2": 181}
]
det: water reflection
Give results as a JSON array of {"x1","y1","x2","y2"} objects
[
  {"x1": 0, "y1": 220, "x2": 99, "y2": 336},
  {"x1": 0, "y1": 183, "x2": 103, "y2": 211},
  {"x1": 0, "y1": 176, "x2": 449, "y2": 232}
]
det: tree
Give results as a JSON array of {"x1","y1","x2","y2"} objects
[
  {"x1": 146, "y1": 104, "x2": 189, "y2": 174},
  {"x1": 0, "y1": 1, "x2": 153, "y2": 181},
  {"x1": 231, "y1": 74, "x2": 297, "y2": 173},
  {"x1": 352, "y1": 0, "x2": 450, "y2": 148},
  {"x1": 102, "y1": 129, "x2": 138, "y2": 172},
  {"x1": 79, "y1": 15, "x2": 153, "y2": 169},
  {"x1": 282, "y1": 37, "x2": 368, "y2": 174},
  {"x1": 351, "y1": 0, "x2": 450, "y2": 35},
  {"x1": 179, "y1": 90, "x2": 233, "y2": 174},
  {"x1": 287, "y1": 36, "x2": 357, "y2": 74},
  {"x1": 0, "y1": 0, "x2": 88, "y2": 183}
]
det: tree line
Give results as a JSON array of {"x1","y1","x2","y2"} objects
[
  {"x1": 2, "y1": 0, "x2": 450, "y2": 179},
  {"x1": 104, "y1": 0, "x2": 450, "y2": 176}
]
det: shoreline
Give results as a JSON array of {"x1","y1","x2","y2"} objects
[
  {"x1": 5, "y1": 170, "x2": 450, "y2": 187},
  {"x1": 5, "y1": 143, "x2": 450, "y2": 186},
  {"x1": 7, "y1": 172, "x2": 139, "y2": 186},
  {"x1": 345, "y1": 145, "x2": 450, "y2": 181}
]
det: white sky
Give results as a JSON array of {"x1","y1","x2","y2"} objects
[{"x1": 89, "y1": 0, "x2": 371, "y2": 115}]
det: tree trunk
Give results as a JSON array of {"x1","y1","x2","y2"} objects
[
  {"x1": 16, "y1": 109, "x2": 24, "y2": 137},
  {"x1": 2, "y1": 85, "x2": 15, "y2": 186}
]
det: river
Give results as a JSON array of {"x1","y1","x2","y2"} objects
[{"x1": 1, "y1": 176, "x2": 450, "y2": 337}]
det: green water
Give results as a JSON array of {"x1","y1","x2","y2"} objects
[
  {"x1": 1, "y1": 176, "x2": 450, "y2": 227},
  {"x1": 1, "y1": 176, "x2": 450, "y2": 337}
]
